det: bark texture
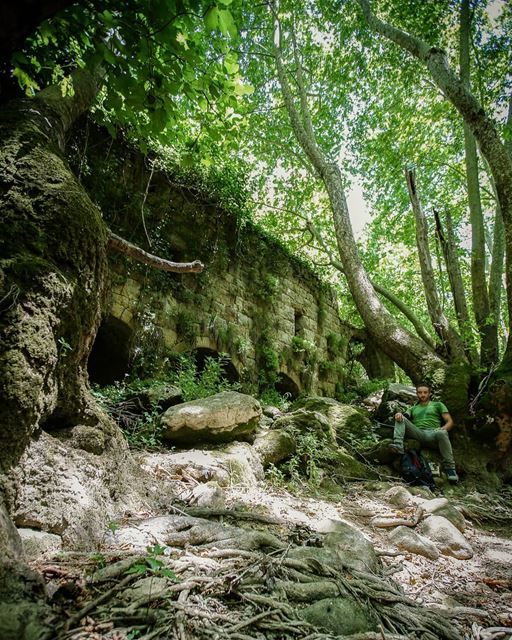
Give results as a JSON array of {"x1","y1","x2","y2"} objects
[
  {"x1": 459, "y1": 0, "x2": 497, "y2": 367},
  {"x1": 0, "y1": 70, "x2": 109, "y2": 473},
  {"x1": 433, "y1": 210, "x2": 470, "y2": 331},
  {"x1": 358, "y1": 0, "x2": 512, "y2": 367},
  {"x1": 272, "y1": 15, "x2": 463, "y2": 403},
  {"x1": 108, "y1": 231, "x2": 204, "y2": 273},
  {"x1": 405, "y1": 169, "x2": 465, "y2": 361}
]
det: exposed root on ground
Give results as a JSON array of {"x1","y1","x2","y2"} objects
[{"x1": 36, "y1": 511, "x2": 473, "y2": 640}]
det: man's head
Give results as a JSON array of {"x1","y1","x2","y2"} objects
[{"x1": 416, "y1": 383, "x2": 431, "y2": 404}]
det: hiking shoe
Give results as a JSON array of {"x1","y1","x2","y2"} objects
[
  {"x1": 445, "y1": 469, "x2": 459, "y2": 483},
  {"x1": 388, "y1": 444, "x2": 404, "y2": 456}
]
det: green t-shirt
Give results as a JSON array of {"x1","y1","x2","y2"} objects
[{"x1": 409, "y1": 401, "x2": 449, "y2": 430}]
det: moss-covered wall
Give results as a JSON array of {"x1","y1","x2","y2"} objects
[{"x1": 75, "y1": 128, "x2": 351, "y2": 396}]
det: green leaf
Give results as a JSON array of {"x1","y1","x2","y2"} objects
[
  {"x1": 146, "y1": 557, "x2": 163, "y2": 571},
  {"x1": 218, "y1": 9, "x2": 237, "y2": 38},
  {"x1": 160, "y1": 568, "x2": 179, "y2": 581},
  {"x1": 224, "y1": 60, "x2": 239, "y2": 75},
  {"x1": 205, "y1": 6, "x2": 219, "y2": 31},
  {"x1": 234, "y1": 81, "x2": 254, "y2": 96},
  {"x1": 127, "y1": 564, "x2": 147, "y2": 574}
]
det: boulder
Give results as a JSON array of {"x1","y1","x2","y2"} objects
[
  {"x1": 253, "y1": 428, "x2": 296, "y2": 467},
  {"x1": 287, "y1": 546, "x2": 347, "y2": 574},
  {"x1": 189, "y1": 482, "x2": 225, "y2": 509},
  {"x1": 420, "y1": 515, "x2": 473, "y2": 559},
  {"x1": 273, "y1": 408, "x2": 331, "y2": 439},
  {"x1": 9, "y1": 431, "x2": 149, "y2": 548},
  {"x1": 300, "y1": 597, "x2": 377, "y2": 635},
  {"x1": 382, "y1": 486, "x2": 415, "y2": 508},
  {"x1": 421, "y1": 498, "x2": 466, "y2": 532},
  {"x1": 160, "y1": 391, "x2": 261, "y2": 444},
  {"x1": 318, "y1": 519, "x2": 379, "y2": 573},
  {"x1": 389, "y1": 526, "x2": 440, "y2": 560},
  {"x1": 374, "y1": 384, "x2": 417, "y2": 426},
  {"x1": 386, "y1": 383, "x2": 418, "y2": 403},
  {"x1": 273, "y1": 407, "x2": 375, "y2": 480},
  {"x1": 290, "y1": 396, "x2": 372, "y2": 445},
  {"x1": 142, "y1": 442, "x2": 264, "y2": 488},
  {"x1": 262, "y1": 405, "x2": 282, "y2": 420},
  {"x1": 18, "y1": 528, "x2": 62, "y2": 559}
]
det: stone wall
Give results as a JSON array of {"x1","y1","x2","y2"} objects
[{"x1": 79, "y1": 134, "x2": 352, "y2": 397}]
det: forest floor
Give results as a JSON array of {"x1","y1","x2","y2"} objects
[{"x1": 30, "y1": 465, "x2": 512, "y2": 640}]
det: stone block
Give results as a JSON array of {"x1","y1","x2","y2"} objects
[{"x1": 18, "y1": 528, "x2": 62, "y2": 559}]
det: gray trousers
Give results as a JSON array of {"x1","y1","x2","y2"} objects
[{"x1": 394, "y1": 417, "x2": 455, "y2": 469}]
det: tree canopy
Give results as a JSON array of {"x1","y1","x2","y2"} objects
[{"x1": 2, "y1": 0, "x2": 512, "y2": 387}]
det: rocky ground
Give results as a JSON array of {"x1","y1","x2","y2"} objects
[
  {"x1": 23, "y1": 452, "x2": 512, "y2": 640},
  {"x1": 10, "y1": 388, "x2": 512, "y2": 640}
]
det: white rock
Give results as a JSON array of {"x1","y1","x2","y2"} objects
[
  {"x1": 160, "y1": 391, "x2": 261, "y2": 444},
  {"x1": 189, "y1": 482, "x2": 225, "y2": 509},
  {"x1": 17, "y1": 528, "x2": 62, "y2": 559},
  {"x1": 389, "y1": 525, "x2": 440, "y2": 560},
  {"x1": 421, "y1": 498, "x2": 466, "y2": 532},
  {"x1": 420, "y1": 515, "x2": 473, "y2": 559},
  {"x1": 320, "y1": 519, "x2": 379, "y2": 573},
  {"x1": 382, "y1": 486, "x2": 414, "y2": 508},
  {"x1": 142, "y1": 442, "x2": 263, "y2": 489},
  {"x1": 10, "y1": 432, "x2": 148, "y2": 548}
]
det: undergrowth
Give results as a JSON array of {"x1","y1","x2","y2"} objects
[
  {"x1": 266, "y1": 426, "x2": 335, "y2": 491},
  {"x1": 92, "y1": 354, "x2": 240, "y2": 449}
]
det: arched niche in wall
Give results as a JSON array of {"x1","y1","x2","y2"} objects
[
  {"x1": 275, "y1": 372, "x2": 300, "y2": 399},
  {"x1": 192, "y1": 347, "x2": 240, "y2": 384},
  {"x1": 88, "y1": 315, "x2": 133, "y2": 386}
]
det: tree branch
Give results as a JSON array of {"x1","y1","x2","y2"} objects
[
  {"x1": 108, "y1": 231, "x2": 204, "y2": 273},
  {"x1": 358, "y1": 0, "x2": 512, "y2": 362},
  {"x1": 405, "y1": 168, "x2": 466, "y2": 360},
  {"x1": 305, "y1": 218, "x2": 436, "y2": 350}
]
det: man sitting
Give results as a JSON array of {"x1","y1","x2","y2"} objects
[{"x1": 390, "y1": 383, "x2": 458, "y2": 483}]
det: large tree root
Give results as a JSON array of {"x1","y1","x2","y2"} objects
[{"x1": 38, "y1": 513, "x2": 471, "y2": 640}]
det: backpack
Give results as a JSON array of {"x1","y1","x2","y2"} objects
[{"x1": 400, "y1": 449, "x2": 436, "y2": 491}]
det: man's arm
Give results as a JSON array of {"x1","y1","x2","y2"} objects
[{"x1": 441, "y1": 412, "x2": 454, "y2": 431}]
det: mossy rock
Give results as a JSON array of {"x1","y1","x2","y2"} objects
[
  {"x1": 291, "y1": 396, "x2": 372, "y2": 444},
  {"x1": 273, "y1": 409, "x2": 331, "y2": 438},
  {"x1": 299, "y1": 597, "x2": 378, "y2": 635}
]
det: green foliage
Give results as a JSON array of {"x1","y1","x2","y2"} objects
[
  {"x1": 326, "y1": 333, "x2": 346, "y2": 359},
  {"x1": 258, "y1": 388, "x2": 292, "y2": 411},
  {"x1": 174, "y1": 354, "x2": 240, "y2": 401},
  {"x1": 291, "y1": 336, "x2": 318, "y2": 366},
  {"x1": 57, "y1": 336, "x2": 72, "y2": 356},
  {"x1": 336, "y1": 378, "x2": 388, "y2": 406},
  {"x1": 267, "y1": 426, "x2": 334, "y2": 490},
  {"x1": 92, "y1": 353, "x2": 240, "y2": 448},
  {"x1": 12, "y1": 0, "x2": 250, "y2": 162},
  {"x1": 255, "y1": 273, "x2": 280, "y2": 302},
  {"x1": 89, "y1": 553, "x2": 106, "y2": 569},
  {"x1": 175, "y1": 310, "x2": 197, "y2": 346},
  {"x1": 257, "y1": 328, "x2": 280, "y2": 390},
  {"x1": 92, "y1": 382, "x2": 166, "y2": 450},
  {"x1": 127, "y1": 544, "x2": 178, "y2": 581}
]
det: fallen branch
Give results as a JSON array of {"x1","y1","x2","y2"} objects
[{"x1": 108, "y1": 231, "x2": 204, "y2": 273}]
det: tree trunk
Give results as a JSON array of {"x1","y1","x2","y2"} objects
[
  {"x1": 433, "y1": 209, "x2": 474, "y2": 351},
  {"x1": 358, "y1": 0, "x2": 512, "y2": 366},
  {"x1": 272, "y1": 14, "x2": 469, "y2": 413},
  {"x1": 0, "y1": 70, "x2": 108, "y2": 473},
  {"x1": 459, "y1": 0, "x2": 498, "y2": 367},
  {"x1": 405, "y1": 168, "x2": 466, "y2": 360}
]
